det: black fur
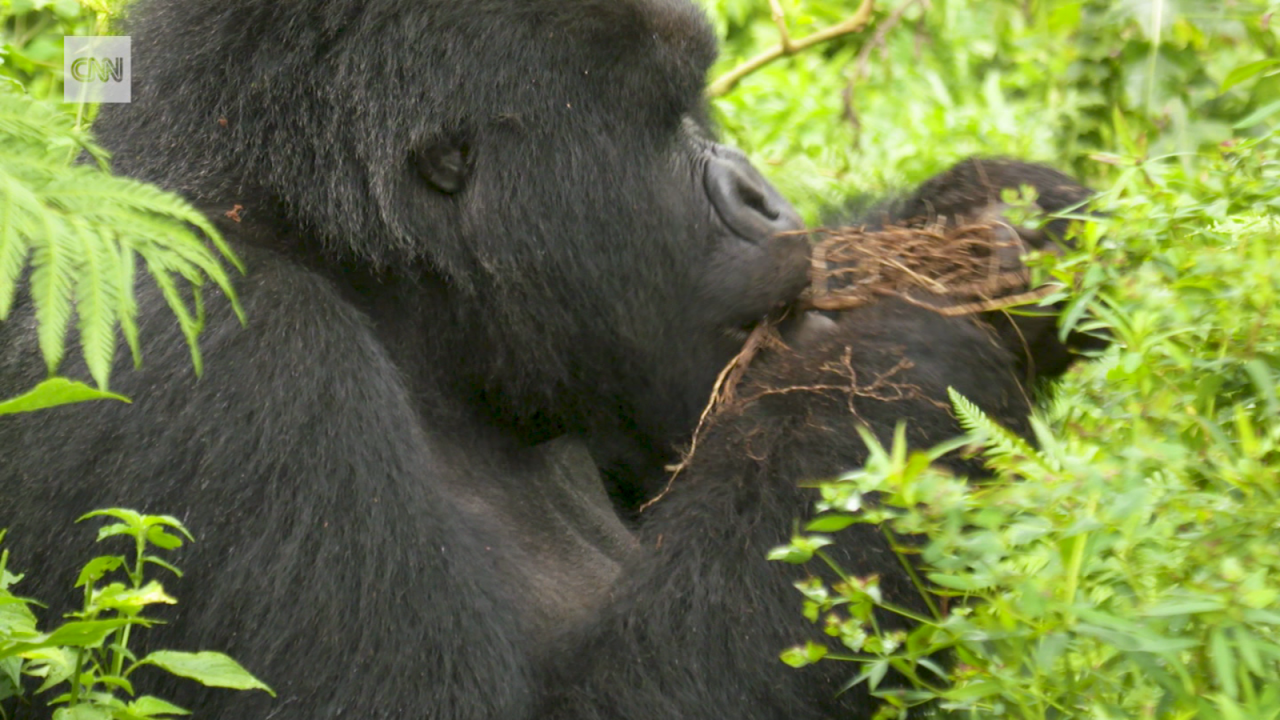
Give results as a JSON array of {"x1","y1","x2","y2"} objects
[
  {"x1": 0, "y1": 0, "x2": 1102, "y2": 716},
  {"x1": 542, "y1": 301, "x2": 1034, "y2": 720},
  {"x1": 541, "y1": 160, "x2": 1103, "y2": 720},
  {"x1": 0, "y1": 1, "x2": 810, "y2": 718}
]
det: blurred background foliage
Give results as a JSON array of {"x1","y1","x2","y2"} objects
[{"x1": 704, "y1": 0, "x2": 1280, "y2": 221}]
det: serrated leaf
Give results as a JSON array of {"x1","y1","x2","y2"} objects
[
  {"x1": 73, "y1": 219, "x2": 122, "y2": 390},
  {"x1": 75, "y1": 556, "x2": 124, "y2": 588},
  {"x1": 28, "y1": 215, "x2": 76, "y2": 374},
  {"x1": 138, "y1": 651, "x2": 274, "y2": 696},
  {"x1": 949, "y1": 387, "x2": 1055, "y2": 472}
]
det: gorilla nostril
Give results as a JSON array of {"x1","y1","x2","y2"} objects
[
  {"x1": 705, "y1": 150, "x2": 802, "y2": 243},
  {"x1": 738, "y1": 179, "x2": 780, "y2": 221}
]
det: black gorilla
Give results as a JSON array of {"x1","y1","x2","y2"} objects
[
  {"x1": 0, "y1": 1, "x2": 809, "y2": 718},
  {"x1": 0, "y1": 0, "x2": 1102, "y2": 717},
  {"x1": 542, "y1": 158, "x2": 1102, "y2": 719}
]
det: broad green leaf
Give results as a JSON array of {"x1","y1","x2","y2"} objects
[
  {"x1": 0, "y1": 378, "x2": 128, "y2": 416},
  {"x1": 1221, "y1": 59, "x2": 1280, "y2": 93},
  {"x1": 804, "y1": 514, "x2": 859, "y2": 532},
  {"x1": 139, "y1": 651, "x2": 274, "y2": 696},
  {"x1": 126, "y1": 696, "x2": 191, "y2": 717}
]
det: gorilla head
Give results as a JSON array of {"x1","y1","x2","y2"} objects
[
  {"x1": 0, "y1": 2, "x2": 812, "y2": 717},
  {"x1": 93, "y1": 0, "x2": 808, "y2": 471}
]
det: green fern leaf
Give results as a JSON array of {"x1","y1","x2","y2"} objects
[
  {"x1": 948, "y1": 387, "x2": 1057, "y2": 473},
  {"x1": 29, "y1": 215, "x2": 76, "y2": 374},
  {"x1": 146, "y1": 259, "x2": 205, "y2": 377},
  {"x1": 117, "y1": 246, "x2": 142, "y2": 368},
  {"x1": 74, "y1": 220, "x2": 123, "y2": 390},
  {"x1": 0, "y1": 174, "x2": 33, "y2": 320},
  {"x1": 1, "y1": 90, "x2": 241, "y2": 388}
]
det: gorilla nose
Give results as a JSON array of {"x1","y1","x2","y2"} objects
[{"x1": 705, "y1": 148, "x2": 804, "y2": 243}]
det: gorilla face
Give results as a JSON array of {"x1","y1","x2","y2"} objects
[{"x1": 97, "y1": 0, "x2": 808, "y2": 448}]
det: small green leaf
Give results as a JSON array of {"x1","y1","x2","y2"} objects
[
  {"x1": 1220, "y1": 59, "x2": 1280, "y2": 93},
  {"x1": 779, "y1": 641, "x2": 828, "y2": 668},
  {"x1": 52, "y1": 704, "x2": 114, "y2": 720},
  {"x1": 75, "y1": 556, "x2": 124, "y2": 588},
  {"x1": 0, "y1": 378, "x2": 128, "y2": 416},
  {"x1": 127, "y1": 696, "x2": 191, "y2": 717},
  {"x1": 925, "y1": 573, "x2": 983, "y2": 591},
  {"x1": 138, "y1": 651, "x2": 274, "y2": 696},
  {"x1": 23, "y1": 618, "x2": 133, "y2": 650},
  {"x1": 144, "y1": 526, "x2": 183, "y2": 551},
  {"x1": 804, "y1": 514, "x2": 859, "y2": 532}
]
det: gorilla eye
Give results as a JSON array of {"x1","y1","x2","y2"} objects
[{"x1": 412, "y1": 140, "x2": 471, "y2": 195}]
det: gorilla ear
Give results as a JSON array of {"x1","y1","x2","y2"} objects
[{"x1": 412, "y1": 139, "x2": 471, "y2": 195}]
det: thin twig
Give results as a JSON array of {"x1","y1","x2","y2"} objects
[
  {"x1": 890, "y1": 284, "x2": 1061, "y2": 317},
  {"x1": 640, "y1": 321, "x2": 782, "y2": 513},
  {"x1": 708, "y1": 0, "x2": 876, "y2": 98},
  {"x1": 768, "y1": 0, "x2": 795, "y2": 52},
  {"x1": 853, "y1": 0, "x2": 929, "y2": 80}
]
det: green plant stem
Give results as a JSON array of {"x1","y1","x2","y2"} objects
[
  {"x1": 880, "y1": 526, "x2": 943, "y2": 620},
  {"x1": 111, "y1": 532, "x2": 148, "y2": 678},
  {"x1": 815, "y1": 549, "x2": 937, "y2": 625}
]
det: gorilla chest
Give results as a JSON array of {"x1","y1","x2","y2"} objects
[{"x1": 441, "y1": 436, "x2": 639, "y2": 644}]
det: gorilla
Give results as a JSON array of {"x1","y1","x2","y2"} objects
[
  {"x1": 0, "y1": 0, "x2": 1101, "y2": 719},
  {"x1": 539, "y1": 157, "x2": 1103, "y2": 720},
  {"x1": 1, "y1": 1, "x2": 807, "y2": 717}
]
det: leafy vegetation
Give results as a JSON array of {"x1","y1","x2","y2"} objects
[
  {"x1": 707, "y1": 1, "x2": 1280, "y2": 717},
  {"x1": 2, "y1": 0, "x2": 241, "y2": 399},
  {"x1": 3, "y1": 3, "x2": 260, "y2": 717},
  {"x1": 1, "y1": 511, "x2": 273, "y2": 720},
  {"x1": 706, "y1": 0, "x2": 1280, "y2": 220}
]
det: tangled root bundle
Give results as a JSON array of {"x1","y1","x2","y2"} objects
[
  {"x1": 648, "y1": 218, "x2": 1059, "y2": 503},
  {"x1": 801, "y1": 218, "x2": 1058, "y2": 317}
]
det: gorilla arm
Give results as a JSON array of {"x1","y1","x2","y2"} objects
[
  {"x1": 541, "y1": 302, "x2": 1036, "y2": 720},
  {"x1": 0, "y1": 246, "x2": 541, "y2": 719}
]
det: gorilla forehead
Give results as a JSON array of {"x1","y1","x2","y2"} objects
[{"x1": 135, "y1": 0, "x2": 717, "y2": 119}]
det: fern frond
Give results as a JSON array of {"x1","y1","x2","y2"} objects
[
  {"x1": 144, "y1": 256, "x2": 205, "y2": 377},
  {"x1": 0, "y1": 90, "x2": 243, "y2": 388},
  {"x1": 948, "y1": 387, "x2": 1058, "y2": 473},
  {"x1": 0, "y1": 173, "x2": 35, "y2": 320},
  {"x1": 117, "y1": 246, "x2": 141, "y2": 368},
  {"x1": 29, "y1": 214, "x2": 76, "y2": 374},
  {"x1": 74, "y1": 219, "x2": 123, "y2": 390}
]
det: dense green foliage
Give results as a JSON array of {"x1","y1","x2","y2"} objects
[
  {"x1": 706, "y1": 0, "x2": 1280, "y2": 220},
  {"x1": 2, "y1": 0, "x2": 240, "y2": 398},
  {"x1": 705, "y1": 1, "x2": 1280, "y2": 717},
  {"x1": 1, "y1": 511, "x2": 273, "y2": 720}
]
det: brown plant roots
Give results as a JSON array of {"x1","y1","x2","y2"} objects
[
  {"x1": 802, "y1": 218, "x2": 1057, "y2": 315},
  {"x1": 644, "y1": 219, "x2": 1057, "y2": 512}
]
